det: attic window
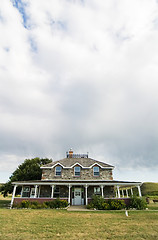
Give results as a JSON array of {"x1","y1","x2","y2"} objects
[
  {"x1": 93, "y1": 166, "x2": 99, "y2": 176},
  {"x1": 55, "y1": 166, "x2": 61, "y2": 176},
  {"x1": 74, "y1": 166, "x2": 81, "y2": 176}
]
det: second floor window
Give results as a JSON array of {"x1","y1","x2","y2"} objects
[
  {"x1": 74, "y1": 166, "x2": 81, "y2": 176},
  {"x1": 93, "y1": 166, "x2": 99, "y2": 176},
  {"x1": 55, "y1": 166, "x2": 61, "y2": 176}
]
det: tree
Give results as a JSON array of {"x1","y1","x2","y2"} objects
[{"x1": 0, "y1": 157, "x2": 52, "y2": 197}]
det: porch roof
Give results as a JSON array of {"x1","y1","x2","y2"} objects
[{"x1": 12, "y1": 179, "x2": 142, "y2": 187}]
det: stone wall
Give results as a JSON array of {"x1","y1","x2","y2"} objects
[{"x1": 42, "y1": 165, "x2": 113, "y2": 180}]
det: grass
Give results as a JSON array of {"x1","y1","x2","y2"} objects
[
  {"x1": 147, "y1": 202, "x2": 158, "y2": 210},
  {"x1": 0, "y1": 192, "x2": 158, "y2": 239},
  {"x1": 0, "y1": 195, "x2": 158, "y2": 239},
  {"x1": 141, "y1": 182, "x2": 158, "y2": 196},
  {"x1": 0, "y1": 209, "x2": 158, "y2": 240},
  {"x1": 0, "y1": 193, "x2": 11, "y2": 208}
]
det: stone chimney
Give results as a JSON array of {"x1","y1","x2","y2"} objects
[{"x1": 69, "y1": 148, "x2": 73, "y2": 158}]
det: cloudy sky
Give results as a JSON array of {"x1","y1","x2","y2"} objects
[{"x1": 0, "y1": 0, "x2": 158, "y2": 183}]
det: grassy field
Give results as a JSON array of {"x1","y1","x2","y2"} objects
[
  {"x1": 0, "y1": 209, "x2": 158, "y2": 240},
  {"x1": 0, "y1": 194, "x2": 11, "y2": 209},
  {"x1": 0, "y1": 189, "x2": 158, "y2": 240},
  {"x1": 141, "y1": 182, "x2": 158, "y2": 196}
]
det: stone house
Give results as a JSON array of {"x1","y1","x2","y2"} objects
[{"x1": 11, "y1": 150, "x2": 142, "y2": 207}]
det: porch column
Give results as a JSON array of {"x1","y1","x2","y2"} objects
[
  {"x1": 10, "y1": 184, "x2": 17, "y2": 209},
  {"x1": 38, "y1": 185, "x2": 41, "y2": 198},
  {"x1": 116, "y1": 190, "x2": 118, "y2": 198},
  {"x1": 51, "y1": 185, "x2": 54, "y2": 198},
  {"x1": 131, "y1": 188, "x2": 133, "y2": 196},
  {"x1": 68, "y1": 184, "x2": 72, "y2": 204},
  {"x1": 101, "y1": 185, "x2": 104, "y2": 198},
  {"x1": 20, "y1": 186, "x2": 24, "y2": 198},
  {"x1": 137, "y1": 185, "x2": 142, "y2": 197},
  {"x1": 34, "y1": 185, "x2": 38, "y2": 198},
  {"x1": 117, "y1": 186, "x2": 120, "y2": 198},
  {"x1": 121, "y1": 189, "x2": 124, "y2": 198},
  {"x1": 126, "y1": 189, "x2": 129, "y2": 198},
  {"x1": 85, "y1": 184, "x2": 88, "y2": 205}
]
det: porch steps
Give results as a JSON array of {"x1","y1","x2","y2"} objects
[{"x1": 67, "y1": 205, "x2": 93, "y2": 211}]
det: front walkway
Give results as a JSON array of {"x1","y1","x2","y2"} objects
[{"x1": 67, "y1": 205, "x2": 93, "y2": 211}]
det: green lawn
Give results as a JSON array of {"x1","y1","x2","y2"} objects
[
  {"x1": 0, "y1": 194, "x2": 11, "y2": 209},
  {"x1": 0, "y1": 209, "x2": 158, "y2": 240},
  {"x1": 141, "y1": 182, "x2": 158, "y2": 196},
  {"x1": 0, "y1": 194, "x2": 158, "y2": 239}
]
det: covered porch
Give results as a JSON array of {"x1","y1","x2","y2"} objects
[{"x1": 11, "y1": 180, "x2": 142, "y2": 208}]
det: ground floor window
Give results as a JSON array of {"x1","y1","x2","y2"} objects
[
  {"x1": 94, "y1": 187, "x2": 101, "y2": 195},
  {"x1": 22, "y1": 186, "x2": 30, "y2": 197}
]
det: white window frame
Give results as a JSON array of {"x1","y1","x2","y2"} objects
[
  {"x1": 74, "y1": 166, "x2": 81, "y2": 176},
  {"x1": 94, "y1": 187, "x2": 101, "y2": 195},
  {"x1": 55, "y1": 166, "x2": 62, "y2": 176},
  {"x1": 22, "y1": 186, "x2": 30, "y2": 197},
  {"x1": 23, "y1": 186, "x2": 30, "y2": 192},
  {"x1": 93, "y1": 166, "x2": 99, "y2": 176}
]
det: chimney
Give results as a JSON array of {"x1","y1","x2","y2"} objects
[{"x1": 69, "y1": 148, "x2": 73, "y2": 158}]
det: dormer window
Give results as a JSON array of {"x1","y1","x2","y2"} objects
[
  {"x1": 93, "y1": 166, "x2": 99, "y2": 176},
  {"x1": 74, "y1": 166, "x2": 81, "y2": 176},
  {"x1": 55, "y1": 166, "x2": 61, "y2": 176}
]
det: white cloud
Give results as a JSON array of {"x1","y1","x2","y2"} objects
[{"x1": 0, "y1": 0, "x2": 158, "y2": 182}]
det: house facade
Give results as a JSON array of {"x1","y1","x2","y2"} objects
[{"x1": 11, "y1": 150, "x2": 142, "y2": 207}]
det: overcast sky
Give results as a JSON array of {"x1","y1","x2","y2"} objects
[{"x1": 0, "y1": 0, "x2": 158, "y2": 183}]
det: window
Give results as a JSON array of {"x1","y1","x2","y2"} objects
[
  {"x1": 94, "y1": 187, "x2": 101, "y2": 195},
  {"x1": 74, "y1": 166, "x2": 81, "y2": 176},
  {"x1": 22, "y1": 186, "x2": 30, "y2": 197},
  {"x1": 93, "y1": 166, "x2": 99, "y2": 176},
  {"x1": 55, "y1": 166, "x2": 61, "y2": 176},
  {"x1": 30, "y1": 188, "x2": 35, "y2": 198}
]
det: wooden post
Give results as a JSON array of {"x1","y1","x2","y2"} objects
[
  {"x1": 38, "y1": 185, "x2": 41, "y2": 198},
  {"x1": 101, "y1": 185, "x2": 104, "y2": 198},
  {"x1": 20, "y1": 186, "x2": 23, "y2": 198},
  {"x1": 68, "y1": 185, "x2": 71, "y2": 204},
  {"x1": 85, "y1": 185, "x2": 88, "y2": 205},
  {"x1": 10, "y1": 185, "x2": 17, "y2": 209},
  {"x1": 34, "y1": 185, "x2": 38, "y2": 198},
  {"x1": 51, "y1": 185, "x2": 54, "y2": 198},
  {"x1": 117, "y1": 186, "x2": 120, "y2": 198},
  {"x1": 137, "y1": 185, "x2": 142, "y2": 197},
  {"x1": 116, "y1": 190, "x2": 118, "y2": 198},
  {"x1": 122, "y1": 189, "x2": 124, "y2": 198},
  {"x1": 126, "y1": 189, "x2": 129, "y2": 198},
  {"x1": 131, "y1": 188, "x2": 133, "y2": 196}
]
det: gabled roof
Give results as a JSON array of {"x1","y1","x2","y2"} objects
[{"x1": 41, "y1": 157, "x2": 114, "y2": 169}]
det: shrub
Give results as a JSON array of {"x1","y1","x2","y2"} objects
[
  {"x1": 21, "y1": 200, "x2": 30, "y2": 208},
  {"x1": 16, "y1": 198, "x2": 68, "y2": 209},
  {"x1": 129, "y1": 196, "x2": 147, "y2": 210},
  {"x1": 44, "y1": 199, "x2": 68, "y2": 209},
  {"x1": 107, "y1": 199, "x2": 126, "y2": 210},
  {"x1": 87, "y1": 195, "x2": 126, "y2": 210}
]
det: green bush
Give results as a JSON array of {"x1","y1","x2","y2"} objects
[
  {"x1": 15, "y1": 198, "x2": 68, "y2": 209},
  {"x1": 21, "y1": 200, "x2": 30, "y2": 208},
  {"x1": 87, "y1": 195, "x2": 126, "y2": 210},
  {"x1": 129, "y1": 196, "x2": 147, "y2": 210},
  {"x1": 45, "y1": 199, "x2": 68, "y2": 209},
  {"x1": 107, "y1": 199, "x2": 126, "y2": 210}
]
